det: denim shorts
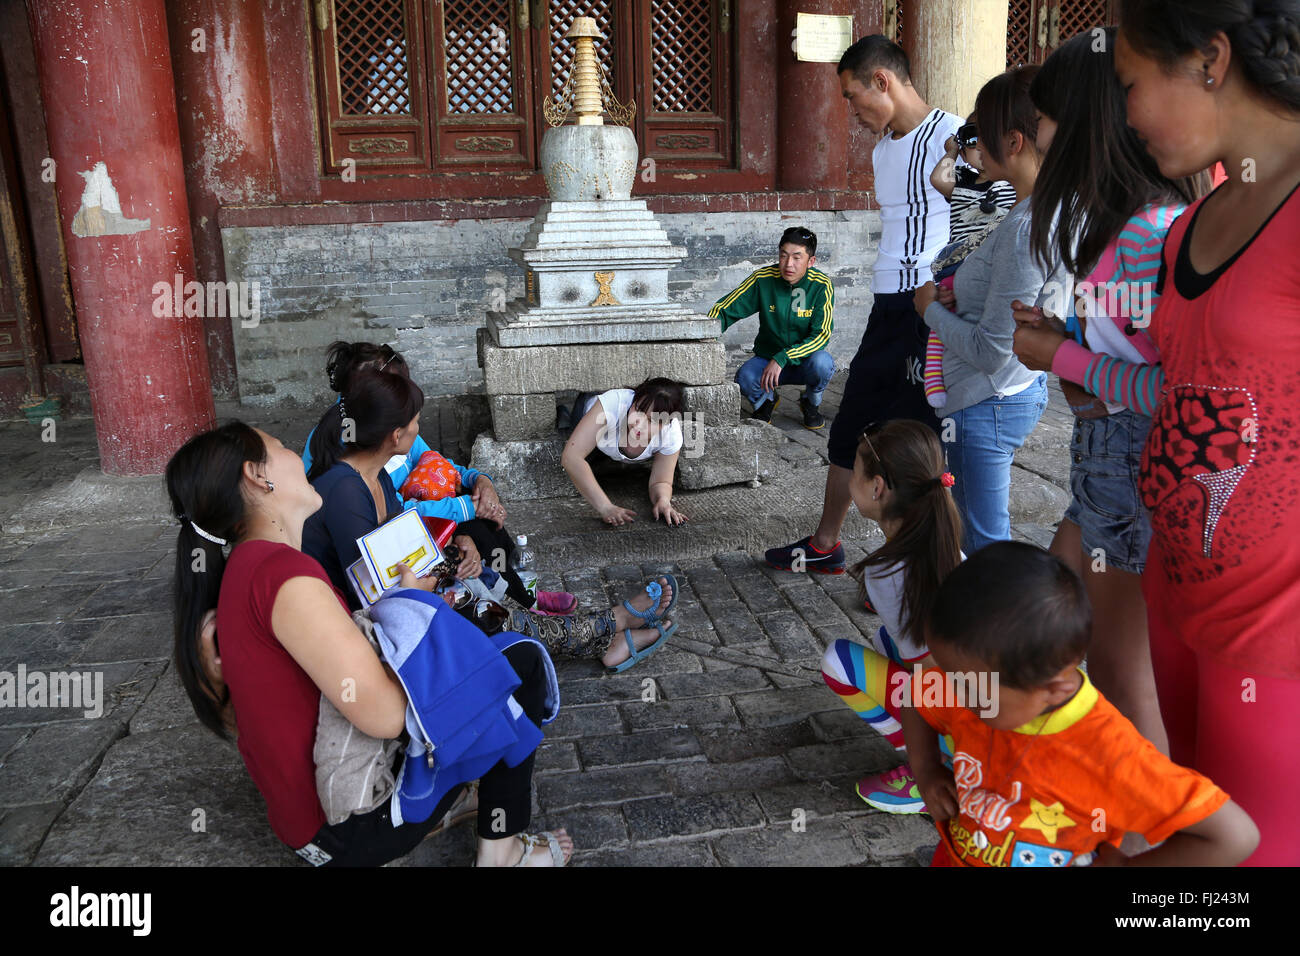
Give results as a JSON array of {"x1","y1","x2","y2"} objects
[{"x1": 1063, "y1": 409, "x2": 1153, "y2": 573}]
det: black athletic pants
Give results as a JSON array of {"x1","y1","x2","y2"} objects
[
  {"x1": 825, "y1": 290, "x2": 942, "y2": 470},
  {"x1": 307, "y1": 641, "x2": 548, "y2": 866}
]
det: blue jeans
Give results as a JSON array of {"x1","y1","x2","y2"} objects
[
  {"x1": 735, "y1": 350, "x2": 835, "y2": 409},
  {"x1": 946, "y1": 375, "x2": 1048, "y2": 555},
  {"x1": 1062, "y1": 410, "x2": 1153, "y2": 574}
]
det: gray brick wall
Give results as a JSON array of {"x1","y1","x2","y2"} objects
[{"x1": 222, "y1": 210, "x2": 884, "y2": 407}]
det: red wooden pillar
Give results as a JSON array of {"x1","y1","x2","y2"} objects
[
  {"x1": 28, "y1": 0, "x2": 215, "y2": 476},
  {"x1": 777, "y1": 1, "x2": 855, "y2": 192},
  {"x1": 167, "y1": 0, "x2": 279, "y2": 398}
]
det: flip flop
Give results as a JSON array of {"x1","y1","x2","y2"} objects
[
  {"x1": 621, "y1": 573, "x2": 678, "y2": 628},
  {"x1": 513, "y1": 831, "x2": 568, "y2": 867},
  {"x1": 471, "y1": 829, "x2": 570, "y2": 868},
  {"x1": 426, "y1": 781, "x2": 478, "y2": 839},
  {"x1": 606, "y1": 620, "x2": 677, "y2": 674}
]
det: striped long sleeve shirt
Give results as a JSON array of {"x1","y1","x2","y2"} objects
[{"x1": 1051, "y1": 204, "x2": 1184, "y2": 416}]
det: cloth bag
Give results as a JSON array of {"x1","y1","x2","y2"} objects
[
  {"x1": 399, "y1": 450, "x2": 462, "y2": 501},
  {"x1": 313, "y1": 610, "x2": 400, "y2": 825}
]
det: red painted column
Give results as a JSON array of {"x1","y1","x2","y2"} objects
[
  {"x1": 28, "y1": 0, "x2": 215, "y2": 475},
  {"x1": 777, "y1": 0, "x2": 855, "y2": 192},
  {"x1": 168, "y1": 0, "x2": 279, "y2": 398}
]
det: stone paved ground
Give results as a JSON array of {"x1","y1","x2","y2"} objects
[{"x1": 0, "y1": 371, "x2": 1070, "y2": 867}]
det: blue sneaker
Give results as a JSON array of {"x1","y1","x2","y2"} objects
[{"x1": 765, "y1": 535, "x2": 846, "y2": 574}]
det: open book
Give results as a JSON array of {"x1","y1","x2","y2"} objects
[{"x1": 346, "y1": 509, "x2": 444, "y2": 608}]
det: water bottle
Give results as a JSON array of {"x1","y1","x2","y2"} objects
[{"x1": 510, "y1": 534, "x2": 538, "y2": 599}]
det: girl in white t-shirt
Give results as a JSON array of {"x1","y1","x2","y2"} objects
[
  {"x1": 819, "y1": 419, "x2": 964, "y2": 814},
  {"x1": 561, "y1": 378, "x2": 689, "y2": 526}
]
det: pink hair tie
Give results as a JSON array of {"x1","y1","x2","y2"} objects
[{"x1": 940, "y1": 472, "x2": 955, "y2": 488}]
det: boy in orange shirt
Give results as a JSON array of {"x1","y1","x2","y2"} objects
[{"x1": 901, "y1": 541, "x2": 1258, "y2": 866}]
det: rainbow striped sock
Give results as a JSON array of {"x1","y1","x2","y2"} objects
[{"x1": 924, "y1": 330, "x2": 947, "y2": 408}]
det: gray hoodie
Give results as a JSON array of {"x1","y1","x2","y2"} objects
[{"x1": 923, "y1": 198, "x2": 1068, "y2": 413}]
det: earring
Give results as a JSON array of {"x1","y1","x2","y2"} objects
[
  {"x1": 1205, "y1": 76, "x2": 1215, "y2": 87},
  {"x1": 266, "y1": 480, "x2": 275, "y2": 493}
]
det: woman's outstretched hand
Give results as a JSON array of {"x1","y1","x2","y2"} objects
[
  {"x1": 652, "y1": 499, "x2": 689, "y2": 526},
  {"x1": 914, "y1": 281, "x2": 940, "y2": 315},
  {"x1": 600, "y1": 504, "x2": 638, "y2": 526},
  {"x1": 1011, "y1": 299, "x2": 1067, "y2": 372}
]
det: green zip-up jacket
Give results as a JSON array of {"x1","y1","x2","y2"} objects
[{"x1": 708, "y1": 265, "x2": 834, "y2": 367}]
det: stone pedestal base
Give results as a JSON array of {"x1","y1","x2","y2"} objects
[
  {"x1": 487, "y1": 382, "x2": 742, "y2": 441},
  {"x1": 488, "y1": 303, "x2": 718, "y2": 347},
  {"x1": 471, "y1": 420, "x2": 788, "y2": 499},
  {"x1": 478, "y1": 330, "x2": 725, "y2": 396}
]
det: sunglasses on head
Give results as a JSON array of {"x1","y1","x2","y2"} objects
[
  {"x1": 860, "y1": 424, "x2": 892, "y2": 489},
  {"x1": 956, "y1": 123, "x2": 979, "y2": 150}
]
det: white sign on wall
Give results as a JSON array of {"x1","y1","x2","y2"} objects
[{"x1": 795, "y1": 13, "x2": 855, "y2": 63}]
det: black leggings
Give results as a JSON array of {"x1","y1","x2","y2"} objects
[
  {"x1": 456, "y1": 518, "x2": 534, "y2": 608},
  {"x1": 309, "y1": 641, "x2": 549, "y2": 866}
]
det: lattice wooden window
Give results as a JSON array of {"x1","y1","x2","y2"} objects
[
  {"x1": 337, "y1": 1, "x2": 413, "y2": 114},
  {"x1": 313, "y1": 0, "x2": 733, "y2": 177},
  {"x1": 1056, "y1": 0, "x2": 1111, "y2": 45},
  {"x1": 443, "y1": 0, "x2": 516, "y2": 113},
  {"x1": 1006, "y1": 0, "x2": 1116, "y2": 68},
  {"x1": 649, "y1": 0, "x2": 711, "y2": 112},
  {"x1": 1007, "y1": 0, "x2": 1034, "y2": 68},
  {"x1": 430, "y1": 0, "x2": 535, "y2": 165},
  {"x1": 638, "y1": 0, "x2": 732, "y2": 166},
  {"x1": 315, "y1": 0, "x2": 428, "y2": 169}
]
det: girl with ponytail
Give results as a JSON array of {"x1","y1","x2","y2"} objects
[
  {"x1": 167, "y1": 421, "x2": 270, "y2": 739},
  {"x1": 820, "y1": 420, "x2": 964, "y2": 814}
]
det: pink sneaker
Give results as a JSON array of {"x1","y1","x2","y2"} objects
[
  {"x1": 855, "y1": 764, "x2": 926, "y2": 814},
  {"x1": 533, "y1": 590, "x2": 578, "y2": 615}
]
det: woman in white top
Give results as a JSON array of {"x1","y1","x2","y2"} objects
[{"x1": 561, "y1": 378, "x2": 688, "y2": 526}]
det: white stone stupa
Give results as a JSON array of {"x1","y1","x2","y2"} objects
[{"x1": 473, "y1": 16, "x2": 786, "y2": 498}]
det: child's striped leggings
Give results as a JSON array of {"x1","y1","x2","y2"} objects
[{"x1": 821, "y1": 639, "x2": 910, "y2": 749}]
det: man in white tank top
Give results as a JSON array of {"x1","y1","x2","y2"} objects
[{"x1": 767, "y1": 35, "x2": 961, "y2": 576}]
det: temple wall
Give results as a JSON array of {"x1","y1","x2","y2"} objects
[{"x1": 222, "y1": 209, "x2": 884, "y2": 407}]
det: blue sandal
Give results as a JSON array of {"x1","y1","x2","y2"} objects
[
  {"x1": 606, "y1": 620, "x2": 678, "y2": 674},
  {"x1": 621, "y1": 574, "x2": 678, "y2": 628}
]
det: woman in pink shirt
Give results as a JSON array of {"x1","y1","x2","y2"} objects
[{"x1": 1020, "y1": 0, "x2": 1300, "y2": 866}]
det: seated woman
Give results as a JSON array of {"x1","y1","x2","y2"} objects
[
  {"x1": 166, "y1": 420, "x2": 571, "y2": 866},
  {"x1": 303, "y1": 340, "x2": 575, "y2": 614},
  {"x1": 561, "y1": 377, "x2": 689, "y2": 527},
  {"x1": 305, "y1": 368, "x2": 678, "y2": 673}
]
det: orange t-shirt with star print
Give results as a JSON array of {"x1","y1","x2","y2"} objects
[{"x1": 915, "y1": 669, "x2": 1229, "y2": 867}]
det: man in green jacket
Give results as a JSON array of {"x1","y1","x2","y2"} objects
[{"x1": 709, "y1": 226, "x2": 835, "y2": 429}]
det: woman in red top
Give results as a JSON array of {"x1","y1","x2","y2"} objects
[
  {"x1": 166, "y1": 421, "x2": 574, "y2": 866},
  {"x1": 1115, "y1": 0, "x2": 1300, "y2": 865}
]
